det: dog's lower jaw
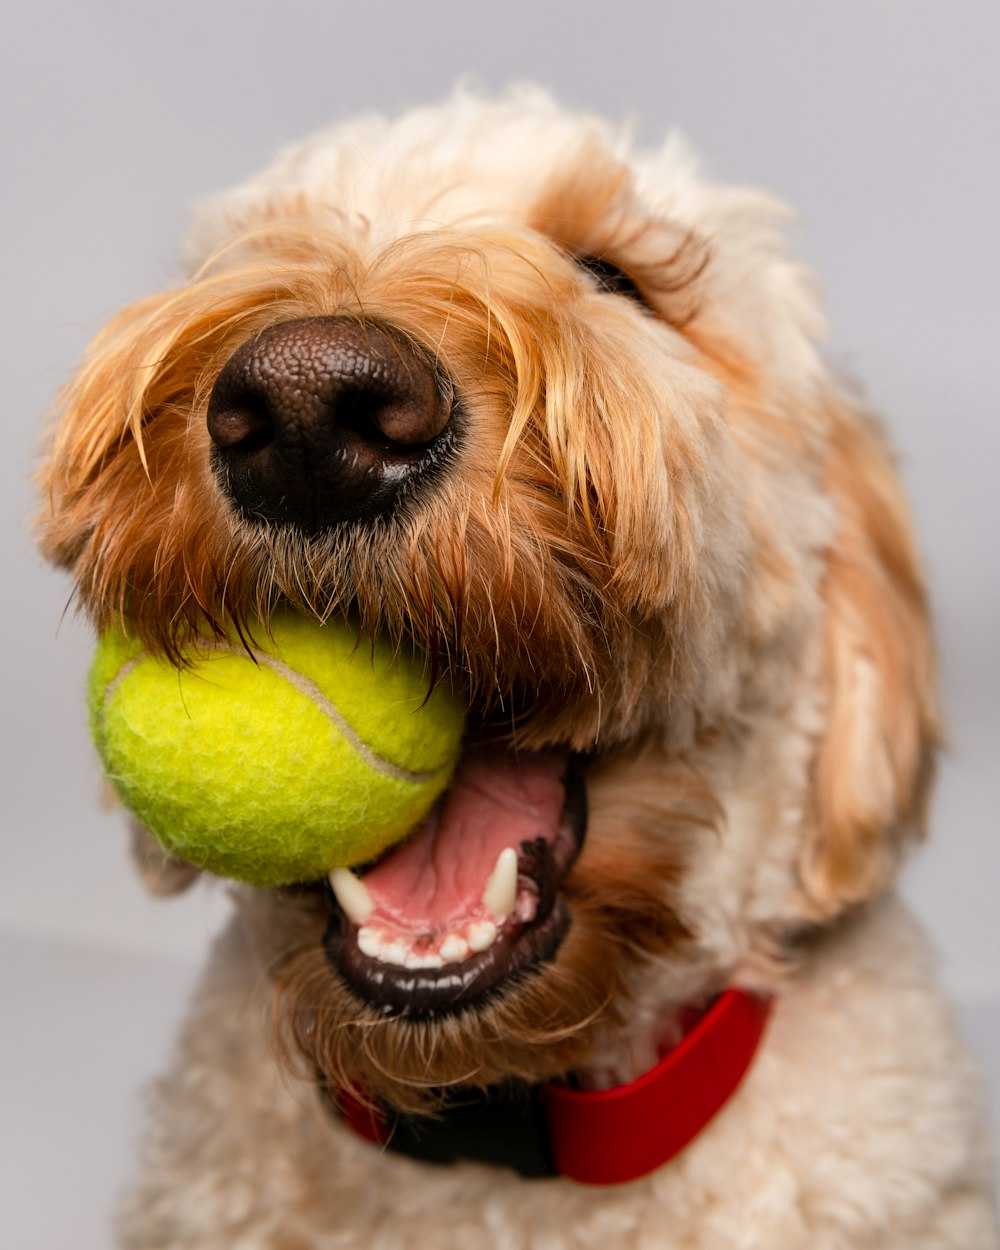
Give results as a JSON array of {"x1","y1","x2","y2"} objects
[
  {"x1": 254, "y1": 744, "x2": 706, "y2": 1115},
  {"x1": 327, "y1": 898, "x2": 574, "y2": 1020},
  {"x1": 322, "y1": 748, "x2": 588, "y2": 1019},
  {"x1": 264, "y1": 893, "x2": 650, "y2": 1117}
]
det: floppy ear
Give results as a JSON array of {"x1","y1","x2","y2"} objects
[{"x1": 800, "y1": 403, "x2": 940, "y2": 917}]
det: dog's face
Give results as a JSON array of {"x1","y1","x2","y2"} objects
[{"x1": 40, "y1": 90, "x2": 938, "y2": 1108}]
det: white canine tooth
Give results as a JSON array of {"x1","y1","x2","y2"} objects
[
  {"x1": 329, "y1": 867, "x2": 374, "y2": 925},
  {"x1": 439, "y1": 934, "x2": 470, "y2": 963},
  {"x1": 481, "y1": 847, "x2": 519, "y2": 919},
  {"x1": 357, "y1": 926, "x2": 381, "y2": 959},
  {"x1": 466, "y1": 920, "x2": 498, "y2": 953}
]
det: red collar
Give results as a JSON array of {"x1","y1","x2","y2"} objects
[
  {"x1": 543, "y1": 989, "x2": 771, "y2": 1183},
  {"x1": 336, "y1": 990, "x2": 771, "y2": 1185}
]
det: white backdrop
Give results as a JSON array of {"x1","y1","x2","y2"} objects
[{"x1": 2, "y1": 3, "x2": 997, "y2": 1245}]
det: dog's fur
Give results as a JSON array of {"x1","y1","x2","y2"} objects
[{"x1": 40, "y1": 88, "x2": 997, "y2": 1248}]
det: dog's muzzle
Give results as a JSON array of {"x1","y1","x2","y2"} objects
[
  {"x1": 207, "y1": 316, "x2": 457, "y2": 531},
  {"x1": 324, "y1": 750, "x2": 588, "y2": 1017}
]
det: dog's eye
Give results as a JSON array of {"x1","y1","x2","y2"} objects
[{"x1": 573, "y1": 255, "x2": 648, "y2": 307}]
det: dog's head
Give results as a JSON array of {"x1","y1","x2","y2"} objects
[{"x1": 39, "y1": 89, "x2": 937, "y2": 1107}]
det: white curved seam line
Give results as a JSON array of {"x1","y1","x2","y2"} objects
[
  {"x1": 104, "y1": 653, "x2": 146, "y2": 709},
  {"x1": 107, "y1": 645, "x2": 441, "y2": 786},
  {"x1": 216, "y1": 643, "x2": 440, "y2": 785},
  {"x1": 250, "y1": 651, "x2": 440, "y2": 784}
]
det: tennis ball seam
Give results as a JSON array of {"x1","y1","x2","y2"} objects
[{"x1": 100, "y1": 642, "x2": 444, "y2": 786}]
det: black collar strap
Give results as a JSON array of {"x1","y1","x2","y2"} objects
[{"x1": 333, "y1": 990, "x2": 771, "y2": 1185}]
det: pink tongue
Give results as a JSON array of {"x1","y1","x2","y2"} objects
[{"x1": 360, "y1": 747, "x2": 568, "y2": 932}]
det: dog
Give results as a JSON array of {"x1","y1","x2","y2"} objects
[{"x1": 39, "y1": 88, "x2": 998, "y2": 1248}]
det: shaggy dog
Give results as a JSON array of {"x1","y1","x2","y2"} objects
[{"x1": 40, "y1": 89, "x2": 997, "y2": 1248}]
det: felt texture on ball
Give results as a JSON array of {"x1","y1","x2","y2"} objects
[{"x1": 88, "y1": 613, "x2": 466, "y2": 886}]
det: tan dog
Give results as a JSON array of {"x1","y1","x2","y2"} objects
[{"x1": 39, "y1": 89, "x2": 997, "y2": 1248}]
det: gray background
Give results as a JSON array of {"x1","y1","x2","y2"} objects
[{"x1": 2, "y1": 2, "x2": 997, "y2": 1245}]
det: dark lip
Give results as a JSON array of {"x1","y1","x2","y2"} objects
[{"x1": 322, "y1": 752, "x2": 588, "y2": 1018}]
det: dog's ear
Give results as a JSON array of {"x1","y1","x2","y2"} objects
[{"x1": 800, "y1": 404, "x2": 940, "y2": 917}]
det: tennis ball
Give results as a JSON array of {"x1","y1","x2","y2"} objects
[{"x1": 88, "y1": 613, "x2": 466, "y2": 886}]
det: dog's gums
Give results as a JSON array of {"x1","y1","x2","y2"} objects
[{"x1": 324, "y1": 749, "x2": 587, "y2": 1015}]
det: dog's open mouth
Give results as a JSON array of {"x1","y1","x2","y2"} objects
[{"x1": 323, "y1": 747, "x2": 587, "y2": 1016}]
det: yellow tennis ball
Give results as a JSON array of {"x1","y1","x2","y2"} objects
[{"x1": 88, "y1": 613, "x2": 465, "y2": 886}]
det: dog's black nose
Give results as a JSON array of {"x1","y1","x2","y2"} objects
[{"x1": 207, "y1": 317, "x2": 455, "y2": 530}]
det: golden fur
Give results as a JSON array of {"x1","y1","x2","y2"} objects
[{"x1": 37, "y1": 90, "x2": 995, "y2": 1248}]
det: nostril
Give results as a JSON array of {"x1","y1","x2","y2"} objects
[
  {"x1": 338, "y1": 375, "x2": 453, "y2": 451},
  {"x1": 207, "y1": 390, "x2": 276, "y2": 453},
  {"x1": 336, "y1": 390, "x2": 401, "y2": 452}
]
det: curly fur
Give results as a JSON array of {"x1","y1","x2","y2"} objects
[{"x1": 38, "y1": 87, "x2": 997, "y2": 1248}]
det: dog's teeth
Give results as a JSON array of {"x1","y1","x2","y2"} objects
[
  {"x1": 329, "y1": 867, "x2": 374, "y2": 925},
  {"x1": 405, "y1": 951, "x2": 445, "y2": 970},
  {"x1": 466, "y1": 919, "x2": 498, "y2": 952},
  {"x1": 356, "y1": 925, "x2": 381, "y2": 958},
  {"x1": 481, "y1": 846, "x2": 518, "y2": 918},
  {"x1": 385, "y1": 938, "x2": 413, "y2": 966},
  {"x1": 439, "y1": 934, "x2": 470, "y2": 963}
]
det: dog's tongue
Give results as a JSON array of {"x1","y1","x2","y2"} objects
[{"x1": 359, "y1": 747, "x2": 567, "y2": 931}]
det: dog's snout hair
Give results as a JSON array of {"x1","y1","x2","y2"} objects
[{"x1": 38, "y1": 209, "x2": 746, "y2": 750}]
